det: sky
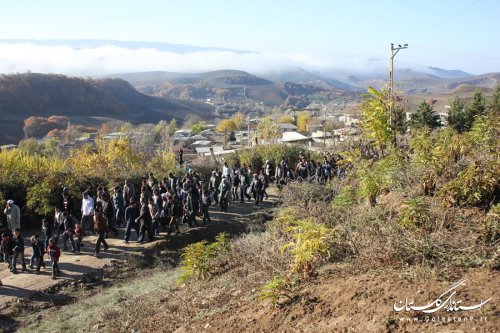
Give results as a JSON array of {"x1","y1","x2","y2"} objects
[{"x1": 0, "y1": 0, "x2": 499, "y2": 75}]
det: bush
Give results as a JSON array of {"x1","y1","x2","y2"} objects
[
  {"x1": 356, "y1": 151, "x2": 406, "y2": 205},
  {"x1": 274, "y1": 208, "x2": 336, "y2": 278},
  {"x1": 259, "y1": 276, "x2": 292, "y2": 308},
  {"x1": 399, "y1": 197, "x2": 431, "y2": 230},
  {"x1": 438, "y1": 161, "x2": 499, "y2": 207},
  {"x1": 179, "y1": 233, "x2": 230, "y2": 282}
]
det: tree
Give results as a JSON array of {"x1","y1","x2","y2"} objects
[
  {"x1": 169, "y1": 119, "x2": 178, "y2": 135},
  {"x1": 257, "y1": 115, "x2": 279, "y2": 144},
  {"x1": 464, "y1": 89, "x2": 486, "y2": 130},
  {"x1": 230, "y1": 113, "x2": 246, "y2": 130},
  {"x1": 488, "y1": 85, "x2": 500, "y2": 116},
  {"x1": 447, "y1": 96, "x2": 467, "y2": 133},
  {"x1": 191, "y1": 121, "x2": 206, "y2": 135},
  {"x1": 410, "y1": 101, "x2": 442, "y2": 130},
  {"x1": 392, "y1": 106, "x2": 408, "y2": 135},
  {"x1": 359, "y1": 87, "x2": 392, "y2": 149},
  {"x1": 296, "y1": 111, "x2": 310, "y2": 132},
  {"x1": 217, "y1": 119, "x2": 237, "y2": 147},
  {"x1": 279, "y1": 114, "x2": 294, "y2": 124}
]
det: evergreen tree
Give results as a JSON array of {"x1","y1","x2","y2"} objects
[
  {"x1": 410, "y1": 101, "x2": 442, "y2": 130},
  {"x1": 464, "y1": 89, "x2": 486, "y2": 131},
  {"x1": 392, "y1": 106, "x2": 408, "y2": 135},
  {"x1": 487, "y1": 85, "x2": 500, "y2": 116},
  {"x1": 447, "y1": 96, "x2": 466, "y2": 133}
]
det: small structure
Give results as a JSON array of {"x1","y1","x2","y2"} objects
[
  {"x1": 278, "y1": 123, "x2": 298, "y2": 133},
  {"x1": 280, "y1": 132, "x2": 312, "y2": 145},
  {"x1": 191, "y1": 140, "x2": 212, "y2": 148}
]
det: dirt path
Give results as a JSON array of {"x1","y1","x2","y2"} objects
[{"x1": 0, "y1": 190, "x2": 277, "y2": 307}]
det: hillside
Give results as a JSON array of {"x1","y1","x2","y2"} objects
[
  {"x1": 108, "y1": 70, "x2": 354, "y2": 106},
  {"x1": 0, "y1": 73, "x2": 214, "y2": 144}
]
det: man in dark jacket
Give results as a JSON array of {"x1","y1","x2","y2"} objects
[
  {"x1": 124, "y1": 199, "x2": 139, "y2": 243},
  {"x1": 136, "y1": 198, "x2": 153, "y2": 242},
  {"x1": 113, "y1": 186, "x2": 125, "y2": 227},
  {"x1": 62, "y1": 211, "x2": 76, "y2": 252}
]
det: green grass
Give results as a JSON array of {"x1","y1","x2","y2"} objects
[{"x1": 20, "y1": 269, "x2": 180, "y2": 333}]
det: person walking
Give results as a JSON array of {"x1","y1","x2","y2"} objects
[
  {"x1": 166, "y1": 195, "x2": 181, "y2": 236},
  {"x1": 4, "y1": 200, "x2": 21, "y2": 231},
  {"x1": 81, "y1": 191, "x2": 95, "y2": 233},
  {"x1": 218, "y1": 176, "x2": 230, "y2": 212},
  {"x1": 123, "y1": 179, "x2": 135, "y2": 208},
  {"x1": 201, "y1": 189, "x2": 212, "y2": 224},
  {"x1": 47, "y1": 238, "x2": 61, "y2": 279},
  {"x1": 93, "y1": 207, "x2": 109, "y2": 257},
  {"x1": 29, "y1": 234, "x2": 44, "y2": 274},
  {"x1": 62, "y1": 211, "x2": 77, "y2": 252},
  {"x1": 113, "y1": 186, "x2": 125, "y2": 227},
  {"x1": 124, "y1": 199, "x2": 139, "y2": 243},
  {"x1": 250, "y1": 174, "x2": 264, "y2": 205},
  {"x1": 1, "y1": 232, "x2": 12, "y2": 270},
  {"x1": 11, "y1": 228, "x2": 27, "y2": 273},
  {"x1": 73, "y1": 223, "x2": 85, "y2": 254},
  {"x1": 148, "y1": 197, "x2": 161, "y2": 236},
  {"x1": 136, "y1": 198, "x2": 153, "y2": 243}
]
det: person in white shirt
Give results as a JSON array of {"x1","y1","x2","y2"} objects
[
  {"x1": 222, "y1": 162, "x2": 232, "y2": 178},
  {"x1": 80, "y1": 191, "x2": 95, "y2": 233}
]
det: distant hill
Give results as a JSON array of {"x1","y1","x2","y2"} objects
[
  {"x1": 425, "y1": 66, "x2": 472, "y2": 79},
  {"x1": 0, "y1": 73, "x2": 214, "y2": 144},
  {"x1": 107, "y1": 69, "x2": 354, "y2": 106},
  {"x1": 342, "y1": 68, "x2": 500, "y2": 94}
]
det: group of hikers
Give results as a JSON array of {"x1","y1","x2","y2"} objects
[{"x1": 0, "y1": 151, "x2": 343, "y2": 285}]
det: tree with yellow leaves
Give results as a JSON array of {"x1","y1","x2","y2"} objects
[
  {"x1": 217, "y1": 118, "x2": 237, "y2": 147},
  {"x1": 296, "y1": 111, "x2": 310, "y2": 132}
]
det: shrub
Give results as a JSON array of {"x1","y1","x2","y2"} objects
[
  {"x1": 357, "y1": 151, "x2": 406, "y2": 205},
  {"x1": 279, "y1": 214, "x2": 336, "y2": 278},
  {"x1": 259, "y1": 276, "x2": 292, "y2": 308},
  {"x1": 438, "y1": 161, "x2": 499, "y2": 207},
  {"x1": 179, "y1": 233, "x2": 230, "y2": 282},
  {"x1": 399, "y1": 197, "x2": 431, "y2": 230},
  {"x1": 332, "y1": 185, "x2": 356, "y2": 209}
]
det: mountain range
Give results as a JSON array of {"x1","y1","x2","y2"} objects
[{"x1": 0, "y1": 73, "x2": 213, "y2": 144}]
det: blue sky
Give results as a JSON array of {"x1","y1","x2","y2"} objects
[{"x1": 0, "y1": 0, "x2": 499, "y2": 74}]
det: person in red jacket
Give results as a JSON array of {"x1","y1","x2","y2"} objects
[{"x1": 47, "y1": 238, "x2": 61, "y2": 279}]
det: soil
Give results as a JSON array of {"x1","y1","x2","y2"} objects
[{"x1": 182, "y1": 264, "x2": 499, "y2": 333}]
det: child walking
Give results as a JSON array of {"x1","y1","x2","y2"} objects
[
  {"x1": 11, "y1": 228, "x2": 27, "y2": 274},
  {"x1": 29, "y1": 234, "x2": 45, "y2": 274},
  {"x1": 47, "y1": 238, "x2": 61, "y2": 279},
  {"x1": 73, "y1": 223, "x2": 85, "y2": 254}
]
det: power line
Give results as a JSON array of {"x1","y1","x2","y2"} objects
[{"x1": 421, "y1": 0, "x2": 481, "y2": 37}]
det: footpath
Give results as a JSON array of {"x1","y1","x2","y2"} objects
[{"x1": 0, "y1": 191, "x2": 277, "y2": 306}]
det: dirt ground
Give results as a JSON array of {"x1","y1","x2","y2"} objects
[{"x1": 180, "y1": 264, "x2": 499, "y2": 333}]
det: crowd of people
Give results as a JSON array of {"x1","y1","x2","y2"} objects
[{"x1": 0, "y1": 152, "x2": 343, "y2": 285}]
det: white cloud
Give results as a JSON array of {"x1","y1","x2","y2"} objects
[{"x1": 0, "y1": 42, "x2": 384, "y2": 76}]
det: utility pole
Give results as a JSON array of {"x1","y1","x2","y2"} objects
[{"x1": 388, "y1": 43, "x2": 408, "y2": 144}]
